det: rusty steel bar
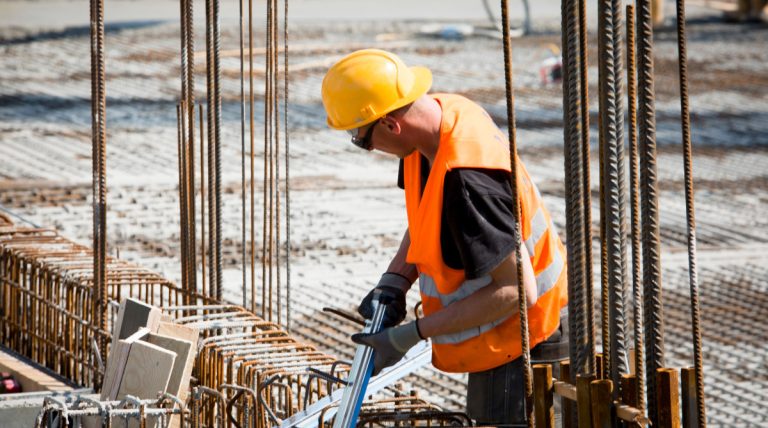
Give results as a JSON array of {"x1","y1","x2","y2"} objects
[
  {"x1": 212, "y1": 0, "x2": 223, "y2": 301},
  {"x1": 249, "y1": 0, "x2": 256, "y2": 315},
  {"x1": 205, "y1": 0, "x2": 217, "y2": 300},
  {"x1": 240, "y1": 0, "x2": 247, "y2": 309},
  {"x1": 89, "y1": 0, "x2": 108, "y2": 389},
  {"x1": 577, "y1": 0, "x2": 596, "y2": 372},
  {"x1": 598, "y1": 0, "x2": 629, "y2": 396},
  {"x1": 674, "y1": 0, "x2": 706, "y2": 425},
  {"x1": 283, "y1": 0, "x2": 292, "y2": 332},
  {"x1": 180, "y1": 0, "x2": 197, "y2": 306},
  {"x1": 177, "y1": 103, "x2": 190, "y2": 296},
  {"x1": 199, "y1": 104, "x2": 207, "y2": 298},
  {"x1": 637, "y1": 0, "x2": 665, "y2": 424},
  {"x1": 500, "y1": 0, "x2": 533, "y2": 425},
  {"x1": 273, "y1": 0, "x2": 282, "y2": 327},
  {"x1": 0, "y1": 226, "x2": 216, "y2": 389},
  {"x1": 626, "y1": 3, "x2": 647, "y2": 413},
  {"x1": 185, "y1": 0, "x2": 197, "y2": 306},
  {"x1": 262, "y1": 0, "x2": 271, "y2": 320},
  {"x1": 561, "y1": 7, "x2": 592, "y2": 424}
]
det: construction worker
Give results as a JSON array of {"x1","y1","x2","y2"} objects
[{"x1": 321, "y1": 49, "x2": 569, "y2": 426}]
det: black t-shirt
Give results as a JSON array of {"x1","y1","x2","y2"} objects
[{"x1": 397, "y1": 157, "x2": 519, "y2": 279}]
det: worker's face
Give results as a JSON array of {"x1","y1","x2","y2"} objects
[{"x1": 366, "y1": 116, "x2": 414, "y2": 159}]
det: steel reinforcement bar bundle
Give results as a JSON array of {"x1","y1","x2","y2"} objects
[
  {"x1": 0, "y1": 218, "x2": 469, "y2": 427},
  {"x1": 0, "y1": 221, "x2": 215, "y2": 388}
]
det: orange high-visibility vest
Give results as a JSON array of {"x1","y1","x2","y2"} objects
[{"x1": 404, "y1": 94, "x2": 568, "y2": 373}]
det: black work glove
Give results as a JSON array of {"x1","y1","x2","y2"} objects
[
  {"x1": 357, "y1": 273, "x2": 410, "y2": 328},
  {"x1": 351, "y1": 320, "x2": 423, "y2": 376}
]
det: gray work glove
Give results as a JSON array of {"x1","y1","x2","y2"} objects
[
  {"x1": 351, "y1": 320, "x2": 423, "y2": 376},
  {"x1": 357, "y1": 273, "x2": 409, "y2": 328}
]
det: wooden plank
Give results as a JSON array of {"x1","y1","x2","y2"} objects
[
  {"x1": 116, "y1": 340, "x2": 176, "y2": 400},
  {"x1": 577, "y1": 374, "x2": 596, "y2": 428},
  {"x1": 112, "y1": 297, "x2": 161, "y2": 341},
  {"x1": 590, "y1": 379, "x2": 613, "y2": 428},
  {"x1": 559, "y1": 361, "x2": 574, "y2": 428},
  {"x1": 657, "y1": 368, "x2": 681, "y2": 428},
  {"x1": 533, "y1": 364, "x2": 554, "y2": 428},
  {"x1": 0, "y1": 348, "x2": 72, "y2": 392},
  {"x1": 680, "y1": 367, "x2": 698, "y2": 428}
]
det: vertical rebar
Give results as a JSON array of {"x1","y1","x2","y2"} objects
[
  {"x1": 674, "y1": 0, "x2": 706, "y2": 424},
  {"x1": 240, "y1": 0, "x2": 247, "y2": 308},
  {"x1": 212, "y1": 0, "x2": 223, "y2": 300},
  {"x1": 598, "y1": 0, "x2": 629, "y2": 395},
  {"x1": 89, "y1": 0, "x2": 108, "y2": 388},
  {"x1": 205, "y1": 0, "x2": 217, "y2": 299},
  {"x1": 180, "y1": 0, "x2": 197, "y2": 304},
  {"x1": 577, "y1": 0, "x2": 596, "y2": 372},
  {"x1": 273, "y1": 0, "x2": 282, "y2": 327},
  {"x1": 500, "y1": 1, "x2": 533, "y2": 426},
  {"x1": 200, "y1": 105, "x2": 207, "y2": 297},
  {"x1": 184, "y1": 0, "x2": 197, "y2": 303},
  {"x1": 561, "y1": 7, "x2": 592, "y2": 422},
  {"x1": 249, "y1": 0, "x2": 256, "y2": 315},
  {"x1": 637, "y1": 0, "x2": 665, "y2": 423},
  {"x1": 262, "y1": 0, "x2": 271, "y2": 320},
  {"x1": 177, "y1": 104, "x2": 189, "y2": 295},
  {"x1": 283, "y1": 0, "x2": 291, "y2": 332},
  {"x1": 626, "y1": 3, "x2": 646, "y2": 413}
]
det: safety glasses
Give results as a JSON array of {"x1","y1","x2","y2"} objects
[{"x1": 347, "y1": 120, "x2": 378, "y2": 151}]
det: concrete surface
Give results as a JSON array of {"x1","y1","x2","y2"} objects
[{"x1": 1, "y1": 0, "x2": 767, "y2": 425}]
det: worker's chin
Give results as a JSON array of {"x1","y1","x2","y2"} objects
[{"x1": 396, "y1": 147, "x2": 416, "y2": 159}]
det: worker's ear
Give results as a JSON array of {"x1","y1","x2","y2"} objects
[{"x1": 379, "y1": 115, "x2": 401, "y2": 136}]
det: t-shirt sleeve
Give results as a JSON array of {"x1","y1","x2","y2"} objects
[{"x1": 443, "y1": 168, "x2": 520, "y2": 279}]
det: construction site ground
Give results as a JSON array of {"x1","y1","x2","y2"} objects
[{"x1": 1, "y1": 0, "x2": 767, "y2": 425}]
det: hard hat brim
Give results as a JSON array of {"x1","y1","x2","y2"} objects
[{"x1": 327, "y1": 65, "x2": 433, "y2": 131}]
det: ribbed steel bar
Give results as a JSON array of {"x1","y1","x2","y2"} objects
[
  {"x1": 177, "y1": 103, "x2": 190, "y2": 296},
  {"x1": 262, "y1": 0, "x2": 271, "y2": 320},
  {"x1": 205, "y1": 0, "x2": 217, "y2": 300},
  {"x1": 179, "y1": 0, "x2": 190, "y2": 300},
  {"x1": 598, "y1": 0, "x2": 629, "y2": 395},
  {"x1": 184, "y1": 0, "x2": 197, "y2": 305},
  {"x1": 597, "y1": 19, "x2": 610, "y2": 381},
  {"x1": 636, "y1": 0, "x2": 665, "y2": 424},
  {"x1": 675, "y1": 0, "x2": 706, "y2": 424},
  {"x1": 500, "y1": 1, "x2": 533, "y2": 426},
  {"x1": 560, "y1": 0, "x2": 590, "y2": 390},
  {"x1": 89, "y1": 0, "x2": 108, "y2": 387},
  {"x1": 249, "y1": 0, "x2": 256, "y2": 315},
  {"x1": 273, "y1": 0, "x2": 282, "y2": 327},
  {"x1": 577, "y1": 0, "x2": 596, "y2": 370},
  {"x1": 283, "y1": 0, "x2": 291, "y2": 332},
  {"x1": 240, "y1": 0, "x2": 247, "y2": 309},
  {"x1": 200, "y1": 104, "x2": 207, "y2": 297},
  {"x1": 180, "y1": 0, "x2": 197, "y2": 305},
  {"x1": 626, "y1": 3, "x2": 646, "y2": 413},
  {"x1": 212, "y1": 0, "x2": 223, "y2": 300}
]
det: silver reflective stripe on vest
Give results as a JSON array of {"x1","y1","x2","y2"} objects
[
  {"x1": 419, "y1": 273, "x2": 510, "y2": 345},
  {"x1": 419, "y1": 273, "x2": 491, "y2": 304},
  {"x1": 524, "y1": 208, "x2": 548, "y2": 255},
  {"x1": 432, "y1": 312, "x2": 512, "y2": 345},
  {"x1": 536, "y1": 232, "x2": 565, "y2": 296}
]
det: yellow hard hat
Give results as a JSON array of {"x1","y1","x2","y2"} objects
[{"x1": 321, "y1": 49, "x2": 432, "y2": 131}]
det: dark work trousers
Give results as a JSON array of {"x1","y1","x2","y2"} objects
[{"x1": 466, "y1": 309, "x2": 569, "y2": 427}]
